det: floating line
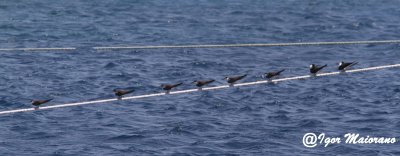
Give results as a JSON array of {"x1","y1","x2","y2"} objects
[
  {"x1": 0, "y1": 63, "x2": 399, "y2": 116},
  {"x1": 93, "y1": 40, "x2": 400, "y2": 50},
  {"x1": 0, "y1": 47, "x2": 76, "y2": 51},
  {"x1": 1, "y1": 40, "x2": 400, "y2": 51}
]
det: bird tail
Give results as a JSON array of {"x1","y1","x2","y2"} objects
[
  {"x1": 318, "y1": 64, "x2": 327, "y2": 70},
  {"x1": 126, "y1": 89, "x2": 135, "y2": 94},
  {"x1": 277, "y1": 69, "x2": 285, "y2": 74},
  {"x1": 351, "y1": 62, "x2": 359, "y2": 67},
  {"x1": 240, "y1": 74, "x2": 247, "y2": 78},
  {"x1": 173, "y1": 83, "x2": 183, "y2": 87}
]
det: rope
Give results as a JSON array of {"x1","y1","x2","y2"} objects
[
  {"x1": 0, "y1": 40, "x2": 399, "y2": 51},
  {"x1": 0, "y1": 63, "x2": 399, "y2": 116},
  {"x1": 0, "y1": 47, "x2": 76, "y2": 51},
  {"x1": 93, "y1": 40, "x2": 400, "y2": 50}
]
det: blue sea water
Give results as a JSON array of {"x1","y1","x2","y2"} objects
[{"x1": 1, "y1": 0, "x2": 400, "y2": 155}]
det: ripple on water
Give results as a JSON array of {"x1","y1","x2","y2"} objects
[{"x1": 1, "y1": 1, "x2": 400, "y2": 155}]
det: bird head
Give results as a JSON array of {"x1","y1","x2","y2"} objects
[
  {"x1": 339, "y1": 61, "x2": 344, "y2": 66},
  {"x1": 310, "y1": 64, "x2": 315, "y2": 69}
]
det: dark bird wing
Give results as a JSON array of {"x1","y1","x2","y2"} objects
[
  {"x1": 266, "y1": 69, "x2": 285, "y2": 78},
  {"x1": 228, "y1": 74, "x2": 247, "y2": 83},
  {"x1": 339, "y1": 62, "x2": 351, "y2": 70},
  {"x1": 276, "y1": 69, "x2": 285, "y2": 75},
  {"x1": 204, "y1": 79, "x2": 215, "y2": 84},
  {"x1": 338, "y1": 62, "x2": 358, "y2": 70},
  {"x1": 235, "y1": 74, "x2": 247, "y2": 80},
  {"x1": 163, "y1": 83, "x2": 182, "y2": 90},
  {"x1": 114, "y1": 89, "x2": 134, "y2": 96},
  {"x1": 162, "y1": 84, "x2": 171, "y2": 90},
  {"x1": 196, "y1": 79, "x2": 215, "y2": 87},
  {"x1": 311, "y1": 64, "x2": 327, "y2": 73},
  {"x1": 317, "y1": 64, "x2": 327, "y2": 71},
  {"x1": 172, "y1": 82, "x2": 183, "y2": 88},
  {"x1": 32, "y1": 99, "x2": 53, "y2": 106}
]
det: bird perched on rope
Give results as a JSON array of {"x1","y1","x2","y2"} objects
[
  {"x1": 310, "y1": 64, "x2": 327, "y2": 74},
  {"x1": 161, "y1": 82, "x2": 183, "y2": 94},
  {"x1": 264, "y1": 69, "x2": 285, "y2": 80},
  {"x1": 338, "y1": 61, "x2": 358, "y2": 71},
  {"x1": 193, "y1": 79, "x2": 215, "y2": 89},
  {"x1": 224, "y1": 74, "x2": 247, "y2": 86},
  {"x1": 31, "y1": 99, "x2": 53, "y2": 109},
  {"x1": 113, "y1": 89, "x2": 135, "y2": 99}
]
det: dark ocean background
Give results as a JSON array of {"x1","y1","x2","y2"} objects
[{"x1": 1, "y1": 0, "x2": 400, "y2": 155}]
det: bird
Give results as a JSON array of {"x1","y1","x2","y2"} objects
[
  {"x1": 224, "y1": 74, "x2": 247, "y2": 84},
  {"x1": 310, "y1": 64, "x2": 327, "y2": 74},
  {"x1": 113, "y1": 89, "x2": 135, "y2": 99},
  {"x1": 161, "y1": 82, "x2": 183, "y2": 91},
  {"x1": 31, "y1": 99, "x2": 53, "y2": 108},
  {"x1": 264, "y1": 69, "x2": 285, "y2": 79},
  {"x1": 338, "y1": 61, "x2": 358, "y2": 71},
  {"x1": 193, "y1": 79, "x2": 215, "y2": 87}
]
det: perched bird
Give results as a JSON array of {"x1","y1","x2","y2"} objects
[
  {"x1": 224, "y1": 74, "x2": 247, "y2": 84},
  {"x1": 31, "y1": 99, "x2": 53, "y2": 107},
  {"x1": 264, "y1": 69, "x2": 285, "y2": 79},
  {"x1": 193, "y1": 79, "x2": 215, "y2": 87},
  {"x1": 161, "y1": 83, "x2": 183, "y2": 91},
  {"x1": 338, "y1": 61, "x2": 358, "y2": 71},
  {"x1": 113, "y1": 89, "x2": 135, "y2": 98},
  {"x1": 310, "y1": 64, "x2": 327, "y2": 74}
]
